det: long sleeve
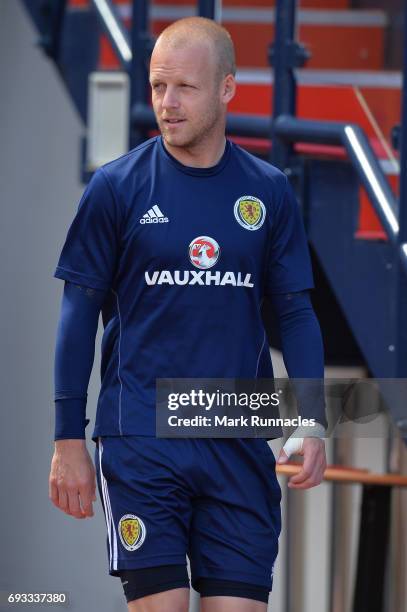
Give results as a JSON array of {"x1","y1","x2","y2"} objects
[
  {"x1": 270, "y1": 290, "x2": 327, "y2": 429},
  {"x1": 54, "y1": 281, "x2": 108, "y2": 440}
]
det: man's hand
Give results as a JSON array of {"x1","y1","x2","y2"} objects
[
  {"x1": 277, "y1": 428, "x2": 327, "y2": 489},
  {"x1": 49, "y1": 440, "x2": 97, "y2": 519}
]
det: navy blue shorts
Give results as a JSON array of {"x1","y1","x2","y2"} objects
[{"x1": 94, "y1": 436, "x2": 281, "y2": 592}]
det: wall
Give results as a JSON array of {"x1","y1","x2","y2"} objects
[{"x1": 0, "y1": 2, "x2": 127, "y2": 609}]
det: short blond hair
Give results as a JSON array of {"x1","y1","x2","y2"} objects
[{"x1": 154, "y1": 16, "x2": 236, "y2": 81}]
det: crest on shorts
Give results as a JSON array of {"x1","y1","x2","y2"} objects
[
  {"x1": 234, "y1": 196, "x2": 266, "y2": 231},
  {"x1": 118, "y1": 514, "x2": 146, "y2": 551}
]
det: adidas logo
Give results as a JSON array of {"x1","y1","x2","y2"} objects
[{"x1": 140, "y1": 205, "x2": 169, "y2": 224}]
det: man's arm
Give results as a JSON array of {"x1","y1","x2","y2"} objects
[
  {"x1": 49, "y1": 281, "x2": 107, "y2": 518},
  {"x1": 270, "y1": 290, "x2": 327, "y2": 489}
]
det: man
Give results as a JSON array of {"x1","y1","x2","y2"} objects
[{"x1": 49, "y1": 17, "x2": 327, "y2": 612}]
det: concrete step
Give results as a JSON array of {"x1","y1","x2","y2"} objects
[
  {"x1": 68, "y1": 2, "x2": 387, "y2": 71},
  {"x1": 149, "y1": 6, "x2": 388, "y2": 70}
]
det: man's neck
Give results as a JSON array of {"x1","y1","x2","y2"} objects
[{"x1": 163, "y1": 135, "x2": 227, "y2": 169}]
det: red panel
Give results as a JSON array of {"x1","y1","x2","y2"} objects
[
  {"x1": 298, "y1": 0, "x2": 349, "y2": 6},
  {"x1": 298, "y1": 86, "x2": 378, "y2": 136},
  {"x1": 152, "y1": 0, "x2": 194, "y2": 4},
  {"x1": 223, "y1": 23, "x2": 275, "y2": 69},
  {"x1": 230, "y1": 84, "x2": 390, "y2": 149},
  {"x1": 228, "y1": 137, "x2": 348, "y2": 160},
  {"x1": 154, "y1": 0, "x2": 350, "y2": 6},
  {"x1": 99, "y1": 34, "x2": 120, "y2": 69},
  {"x1": 70, "y1": 0, "x2": 131, "y2": 8},
  {"x1": 152, "y1": 20, "x2": 172, "y2": 36},
  {"x1": 356, "y1": 176, "x2": 399, "y2": 240},
  {"x1": 244, "y1": 85, "x2": 393, "y2": 157},
  {"x1": 152, "y1": 20, "x2": 384, "y2": 70},
  {"x1": 229, "y1": 83, "x2": 272, "y2": 115},
  {"x1": 299, "y1": 25, "x2": 384, "y2": 70},
  {"x1": 359, "y1": 87, "x2": 401, "y2": 145}
]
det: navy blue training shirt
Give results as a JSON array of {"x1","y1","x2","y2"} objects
[{"x1": 54, "y1": 136, "x2": 315, "y2": 441}]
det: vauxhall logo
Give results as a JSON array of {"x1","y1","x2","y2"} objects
[
  {"x1": 145, "y1": 269, "x2": 254, "y2": 287},
  {"x1": 144, "y1": 236, "x2": 254, "y2": 288}
]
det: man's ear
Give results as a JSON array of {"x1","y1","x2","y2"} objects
[{"x1": 221, "y1": 74, "x2": 236, "y2": 104}]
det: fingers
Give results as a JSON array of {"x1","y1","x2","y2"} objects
[
  {"x1": 49, "y1": 474, "x2": 97, "y2": 519},
  {"x1": 49, "y1": 449, "x2": 97, "y2": 519},
  {"x1": 288, "y1": 452, "x2": 315, "y2": 486},
  {"x1": 68, "y1": 491, "x2": 86, "y2": 519},
  {"x1": 49, "y1": 480, "x2": 59, "y2": 508},
  {"x1": 288, "y1": 439, "x2": 326, "y2": 490},
  {"x1": 57, "y1": 488, "x2": 69, "y2": 512},
  {"x1": 288, "y1": 458, "x2": 324, "y2": 489},
  {"x1": 78, "y1": 482, "x2": 97, "y2": 517},
  {"x1": 51, "y1": 485, "x2": 94, "y2": 518}
]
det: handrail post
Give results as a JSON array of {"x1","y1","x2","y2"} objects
[
  {"x1": 269, "y1": 0, "x2": 308, "y2": 170},
  {"x1": 198, "y1": 0, "x2": 216, "y2": 19},
  {"x1": 130, "y1": 0, "x2": 152, "y2": 148},
  {"x1": 90, "y1": 0, "x2": 132, "y2": 70},
  {"x1": 396, "y1": 10, "x2": 407, "y2": 379}
]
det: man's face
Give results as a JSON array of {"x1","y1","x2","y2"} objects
[{"x1": 149, "y1": 40, "x2": 225, "y2": 150}]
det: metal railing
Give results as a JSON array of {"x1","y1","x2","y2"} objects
[
  {"x1": 91, "y1": 0, "x2": 132, "y2": 68},
  {"x1": 274, "y1": 116, "x2": 404, "y2": 265},
  {"x1": 128, "y1": 106, "x2": 407, "y2": 271},
  {"x1": 89, "y1": 1, "x2": 406, "y2": 259}
]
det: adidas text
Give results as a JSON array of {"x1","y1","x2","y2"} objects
[{"x1": 140, "y1": 216, "x2": 169, "y2": 224}]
